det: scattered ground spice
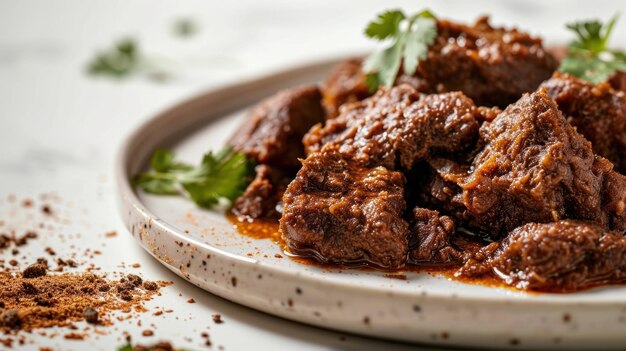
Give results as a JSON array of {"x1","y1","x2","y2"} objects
[
  {"x1": 186, "y1": 298, "x2": 195, "y2": 304},
  {"x1": 0, "y1": 267, "x2": 169, "y2": 332},
  {"x1": 44, "y1": 247, "x2": 56, "y2": 256},
  {"x1": 41, "y1": 205, "x2": 52, "y2": 215},
  {"x1": 142, "y1": 330, "x2": 154, "y2": 337},
  {"x1": 201, "y1": 331, "x2": 212, "y2": 346},
  {"x1": 143, "y1": 281, "x2": 158, "y2": 291},
  {"x1": 22, "y1": 263, "x2": 47, "y2": 278},
  {"x1": 212, "y1": 314, "x2": 223, "y2": 324},
  {"x1": 0, "y1": 231, "x2": 38, "y2": 253},
  {"x1": 64, "y1": 332, "x2": 85, "y2": 340},
  {"x1": 55, "y1": 258, "x2": 78, "y2": 271},
  {"x1": 83, "y1": 307, "x2": 99, "y2": 324},
  {"x1": 105, "y1": 231, "x2": 117, "y2": 238}
]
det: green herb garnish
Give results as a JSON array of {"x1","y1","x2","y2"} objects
[
  {"x1": 174, "y1": 18, "x2": 198, "y2": 37},
  {"x1": 88, "y1": 38, "x2": 140, "y2": 77},
  {"x1": 560, "y1": 14, "x2": 626, "y2": 83},
  {"x1": 362, "y1": 9, "x2": 437, "y2": 91},
  {"x1": 135, "y1": 148, "x2": 252, "y2": 209},
  {"x1": 87, "y1": 38, "x2": 174, "y2": 81},
  {"x1": 117, "y1": 344, "x2": 195, "y2": 351}
]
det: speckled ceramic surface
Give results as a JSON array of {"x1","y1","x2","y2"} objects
[{"x1": 116, "y1": 58, "x2": 626, "y2": 350}]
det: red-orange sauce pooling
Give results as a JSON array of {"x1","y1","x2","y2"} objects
[
  {"x1": 226, "y1": 213, "x2": 282, "y2": 242},
  {"x1": 226, "y1": 215, "x2": 620, "y2": 293},
  {"x1": 225, "y1": 213, "x2": 525, "y2": 291}
]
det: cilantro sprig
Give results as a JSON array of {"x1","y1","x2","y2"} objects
[
  {"x1": 173, "y1": 18, "x2": 199, "y2": 37},
  {"x1": 88, "y1": 38, "x2": 140, "y2": 77},
  {"x1": 134, "y1": 148, "x2": 252, "y2": 209},
  {"x1": 560, "y1": 14, "x2": 626, "y2": 83},
  {"x1": 363, "y1": 9, "x2": 437, "y2": 91},
  {"x1": 118, "y1": 344, "x2": 195, "y2": 351},
  {"x1": 87, "y1": 38, "x2": 174, "y2": 81}
]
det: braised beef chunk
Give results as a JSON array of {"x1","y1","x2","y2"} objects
[
  {"x1": 416, "y1": 158, "x2": 468, "y2": 218},
  {"x1": 457, "y1": 90, "x2": 610, "y2": 238},
  {"x1": 321, "y1": 17, "x2": 556, "y2": 116},
  {"x1": 541, "y1": 72, "x2": 626, "y2": 173},
  {"x1": 607, "y1": 71, "x2": 626, "y2": 92},
  {"x1": 322, "y1": 59, "x2": 370, "y2": 118},
  {"x1": 279, "y1": 150, "x2": 409, "y2": 268},
  {"x1": 600, "y1": 159, "x2": 626, "y2": 230},
  {"x1": 305, "y1": 85, "x2": 480, "y2": 170},
  {"x1": 459, "y1": 220, "x2": 626, "y2": 291},
  {"x1": 228, "y1": 85, "x2": 326, "y2": 169},
  {"x1": 409, "y1": 207, "x2": 462, "y2": 265},
  {"x1": 231, "y1": 165, "x2": 290, "y2": 221}
]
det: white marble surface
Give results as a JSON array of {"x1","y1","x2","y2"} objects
[{"x1": 1, "y1": 1, "x2": 626, "y2": 350}]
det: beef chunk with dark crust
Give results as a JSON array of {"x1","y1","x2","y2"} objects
[
  {"x1": 458, "y1": 90, "x2": 608, "y2": 238},
  {"x1": 422, "y1": 90, "x2": 626, "y2": 239},
  {"x1": 409, "y1": 207, "x2": 462, "y2": 265},
  {"x1": 607, "y1": 71, "x2": 626, "y2": 92},
  {"x1": 279, "y1": 150, "x2": 409, "y2": 269},
  {"x1": 458, "y1": 220, "x2": 626, "y2": 292},
  {"x1": 228, "y1": 85, "x2": 326, "y2": 169},
  {"x1": 541, "y1": 72, "x2": 626, "y2": 173},
  {"x1": 321, "y1": 59, "x2": 371, "y2": 119},
  {"x1": 416, "y1": 158, "x2": 469, "y2": 215},
  {"x1": 599, "y1": 157, "x2": 626, "y2": 230},
  {"x1": 321, "y1": 17, "x2": 557, "y2": 115},
  {"x1": 414, "y1": 16, "x2": 557, "y2": 108},
  {"x1": 305, "y1": 85, "x2": 480, "y2": 170},
  {"x1": 231, "y1": 165, "x2": 290, "y2": 221}
]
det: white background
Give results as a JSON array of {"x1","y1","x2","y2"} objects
[{"x1": 1, "y1": 1, "x2": 626, "y2": 350}]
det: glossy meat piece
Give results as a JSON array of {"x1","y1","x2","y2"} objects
[
  {"x1": 409, "y1": 207, "x2": 462, "y2": 265},
  {"x1": 321, "y1": 17, "x2": 557, "y2": 115},
  {"x1": 305, "y1": 85, "x2": 480, "y2": 170},
  {"x1": 459, "y1": 90, "x2": 608, "y2": 238},
  {"x1": 415, "y1": 158, "x2": 468, "y2": 219},
  {"x1": 607, "y1": 71, "x2": 626, "y2": 92},
  {"x1": 459, "y1": 220, "x2": 626, "y2": 292},
  {"x1": 541, "y1": 72, "x2": 626, "y2": 173},
  {"x1": 228, "y1": 85, "x2": 326, "y2": 169},
  {"x1": 230, "y1": 165, "x2": 290, "y2": 221},
  {"x1": 423, "y1": 90, "x2": 626, "y2": 239},
  {"x1": 279, "y1": 150, "x2": 409, "y2": 269},
  {"x1": 321, "y1": 59, "x2": 370, "y2": 118}
]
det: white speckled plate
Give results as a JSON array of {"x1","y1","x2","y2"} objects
[{"x1": 116, "y1": 57, "x2": 626, "y2": 350}]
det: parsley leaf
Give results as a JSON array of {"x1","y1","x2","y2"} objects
[
  {"x1": 88, "y1": 38, "x2": 139, "y2": 77},
  {"x1": 174, "y1": 18, "x2": 199, "y2": 37},
  {"x1": 134, "y1": 148, "x2": 252, "y2": 209},
  {"x1": 560, "y1": 14, "x2": 626, "y2": 83},
  {"x1": 364, "y1": 10, "x2": 406, "y2": 40},
  {"x1": 363, "y1": 9, "x2": 437, "y2": 91},
  {"x1": 86, "y1": 38, "x2": 173, "y2": 81},
  {"x1": 118, "y1": 344, "x2": 195, "y2": 351}
]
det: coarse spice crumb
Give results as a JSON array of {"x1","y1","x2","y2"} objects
[
  {"x1": 212, "y1": 314, "x2": 223, "y2": 324},
  {"x1": 0, "y1": 266, "x2": 169, "y2": 332},
  {"x1": 0, "y1": 231, "x2": 38, "y2": 253}
]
